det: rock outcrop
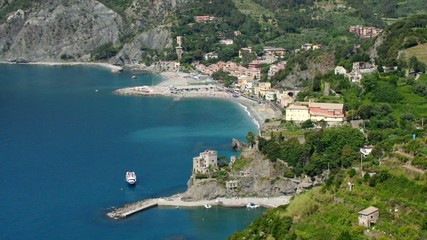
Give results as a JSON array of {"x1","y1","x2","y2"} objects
[
  {"x1": 183, "y1": 178, "x2": 227, "y2": 201},
  {"x1": 0, "y1": 0, "x2": 123, "y2": 61},
  {"x1": 0, "y1": 0, "x2": 186, "y2": 62},
  {"x1": 117, "y1": 26, "x2": 173, "y2": 64},
  {"x1": 184, "y1": 148, "x2": 302, "y2": 201}
]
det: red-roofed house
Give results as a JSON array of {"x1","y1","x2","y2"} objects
[{"x1": 309, "y1": 102, "x2": 345, "y2": 123}]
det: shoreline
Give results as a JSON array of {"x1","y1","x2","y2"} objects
[
  {"x1": 107, "y1": 193, "x2": 292, "y2": 219},
  {"x1": 115, "y1": 71, "x2": 282, "y2": 130},
  {"x1": 0, "y1": 61, "x2": 280, "y2": 131},
  {"x1": 0, "y1": 61, "x2": 124, "y2": 72}
]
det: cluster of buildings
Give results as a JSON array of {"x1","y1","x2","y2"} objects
[
  {"x1": 194, "y1": 61, "x2": 262, "y2": 80},
  {"x1": 349, "y1": 25, "x2": 382, "y2": 39},
  {"x1": 235, "y1": 77, "x2": 299, "y2": 106},
  {"x1": 285, "y1": 101, "x2": 345, "y2": 124},
  {"x1": 334, "y1": 62, "x2": 377, "y2": 83}
]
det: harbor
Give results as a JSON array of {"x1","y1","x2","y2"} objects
[{"x1": 106, "y1": 194, "x2": 292, "y2": 219}]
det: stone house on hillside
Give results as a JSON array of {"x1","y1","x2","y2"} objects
[{"x1": 358, "y1": 206, "x2": 379, "y2": 227}]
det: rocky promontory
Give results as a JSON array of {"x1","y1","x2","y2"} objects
[{"x1": 182, "y1": 146, "x2": 320, "y2": 201}]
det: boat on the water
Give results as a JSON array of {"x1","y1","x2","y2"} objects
[
  {"x1": 126, "y1": 171, "x2": 137, "y2": 185},
  {"x1": 246, "y1": 202, "x2": 259, "y2": 209},
  {"x1": 204, "y1": 204, "x2": 212, "y2": 209}
]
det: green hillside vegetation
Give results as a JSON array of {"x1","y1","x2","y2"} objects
[
  {"x1": 0, "y1": 0, "x2": 32, "y2": 23},
  {"x1": 231, "y1": 0, "x2": 274, "y2": 26},
  {"x1": 230, "y1": 166, "x2": 427, "y2": 239},
  {"x1": 230, "y1": 14, "x2": 427, "y2": 239},
  {"x1": 403, "y1": 43, "x2": 427, "y2": 66},
  {"x1": 376, "y1": 14, "x2": 427, "y2": 67}
]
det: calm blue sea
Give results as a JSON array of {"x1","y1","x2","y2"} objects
[{"x1": 0, "y1": 64, "x2": 263, "y2": 240}]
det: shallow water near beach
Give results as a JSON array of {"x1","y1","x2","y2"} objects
[{"x1": 0, "y1": 64, "x2": 263, "y2": 240}]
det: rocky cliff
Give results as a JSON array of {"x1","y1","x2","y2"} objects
[
  {"x1": 183, "y1": 148, "x2": 304, "y2": 201},
  {"x1": 0, "y1": 0, "x2": 185, "y2": 62}
]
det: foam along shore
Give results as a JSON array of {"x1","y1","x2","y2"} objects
[
  {"x1": 113, "y1": 71, "x2": 282, "y2": 127},
  {"x1": 107, "y1": 194, "x2": 292, "y2": 219},
  {"x1": 0, "y1": 61, "x2": 124, "y2": 72}
]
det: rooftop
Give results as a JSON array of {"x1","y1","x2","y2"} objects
[
  {"x1": 358, "y1": 206, "x2": 379, "y2": 215},
  {"x1": 309, "y1": 102, "x2": 344, "y2": 110}
]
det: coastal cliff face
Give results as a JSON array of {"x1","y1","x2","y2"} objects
[
  {"x1": 0, "y1": 0, "x2": 123, "y2": 61},
  {"x1": 183, "y1": 149, "x2": 299, "y2": 201},
  {"x1": 0, "y1": 0, "x2": 185, "y2": 62}
]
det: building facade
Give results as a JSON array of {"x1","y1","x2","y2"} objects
[
  {"x1": 285, "y1": 102, "x2": 345, "y2": 123},
  {"x1": 358, "y1": 206, "x2": 379, "y2": 227},
  {"x1": 309, "y1": 102, "x2": 345, "y2": 123},
  {"x1": 285, "y1": 104, "x2": 310, "y2": 122},
  {"x1": 193, "y1": 150, "x2": 218, "y2": 174}
]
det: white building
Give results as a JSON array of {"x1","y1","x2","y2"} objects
[
  {"x1": 193, "y1": 150, "x2": 218, "y2": 174},
  {"x1": 334, "y1": 66, "x2": 347, "y2": 75},
  {"x1": 220, "y1": 39, "x2": 234, "y2": 45},
  {"x1": 265, "y1": 90, "x2": 277, "y2": 101},
  {"x1": 360, "y1": 146, "x2": 374, "y2": 156},
  {"x1": 226, "y1": 180, "x2": 239, "y2": 190},
  {"x1": 204, "y1": 52, "x2": 218, "y2": 60}
]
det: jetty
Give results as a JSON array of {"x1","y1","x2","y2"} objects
[
  {"x1": 107, "y1": 198, "x2": 159, "y2": 219},
  {"x1": 106, "y1": 194, "x2": 292, "y2": 219}
]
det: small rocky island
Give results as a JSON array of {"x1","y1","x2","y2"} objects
[{"x1": 107, "y1": 140, "x2": 325, "y2": 219}]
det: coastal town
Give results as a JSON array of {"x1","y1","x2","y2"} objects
[
  {"x1": 113, "y1": 22, "x2": 385, "y2": 132},
  {"x1": 2, "y1": 0, "x2": 427, "y2": 239}
]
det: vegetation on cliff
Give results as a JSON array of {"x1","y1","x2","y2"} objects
[
  {"x1": 228, "y1": 14, "x2": 427, "y2": 239},
  {"x1": 229, "y1": 166, "x2": 427, "y2": 239}
]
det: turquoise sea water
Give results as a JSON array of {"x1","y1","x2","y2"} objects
[{"x1": 0, "y1": 65, "x2": 263, "y2": 240}]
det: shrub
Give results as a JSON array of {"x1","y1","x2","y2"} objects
[
  {"x1": 412, "y1": 156, "x2": 427, "y2": 169},
  {"x1": 348, "y1": 168, "x2": 356, "y2": 177},
  {"x1": 91, "y1": 42, "x2": 121, "y2": 60},
  {"x1": 195, "y1": 173, "x2": 208, "y2": 179}
]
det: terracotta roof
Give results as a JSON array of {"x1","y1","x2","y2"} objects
[{"x1": 358, "y1": 206, "x2": 379, "y2": 215}]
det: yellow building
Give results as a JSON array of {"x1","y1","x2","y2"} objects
[
  {"x1": 254, "y1": 82, "x2": 271, "y2": 97},
  {"x1": 285, "y1": 104, "x2": 310, "y2": 122}
]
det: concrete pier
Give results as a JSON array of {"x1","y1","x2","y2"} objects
[{"x1": 107, "y1": 198, "x2": 159, "y2": 219}]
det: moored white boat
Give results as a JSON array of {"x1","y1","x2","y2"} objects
[
  {"x1": 246, "y1": 202, "x2": 259, "y2": 209},
  {"x1": 204, "y1": 204, "x2": 212, "y2": 209},
  {"x1": 126, "y1": 171, "x2": 137, "y2": 185}
]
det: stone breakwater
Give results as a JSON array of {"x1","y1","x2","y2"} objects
[{"x1": 107, "y1": 194, "x2": 292, "y2": 219}]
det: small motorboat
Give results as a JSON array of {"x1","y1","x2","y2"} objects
[
  {"x1": 246, "y1": 202, "x2": 259, "y2": 209},
  {"x1": 126, "y1": 171, "x2": 137, "y2": 185},
  {"x1": 204, "y1": 204, "x2": 212, "y2": 209}
]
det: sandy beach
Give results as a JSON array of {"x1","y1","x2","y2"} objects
[
  {"x1": 0, "y1": 61, "x2": 124, "y2": 72},
  {"x1": 114, "y1": 71, "x2": 282, "y2": 127}
]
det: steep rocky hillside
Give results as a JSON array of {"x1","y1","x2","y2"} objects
[{"x1": 0, "y1": 0, "x2": 185, "y2": 63}]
